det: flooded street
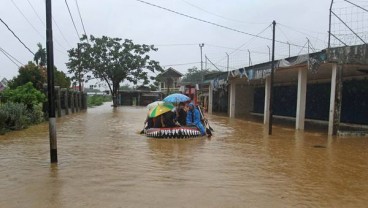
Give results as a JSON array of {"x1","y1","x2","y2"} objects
[{"x1": 1, "y1": 102, "x2": 367, "y2": 208}]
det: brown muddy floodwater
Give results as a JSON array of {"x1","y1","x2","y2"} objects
[{"x1": 0, "y1": 102, "x2": 367, "y2": 208}]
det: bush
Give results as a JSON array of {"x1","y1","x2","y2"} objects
[
  {"x1": 0, "y1": 102, "x2": 30, "y2": 134},
  {"x1": 1, "y1": 82, "x2": 46, "y2": 110},
  {"x1": 87, "y1": 95, "x2": 112, "y2": 107},
  {"x1": 26, "y1": 103, "x2": 44, "y2": 124}
]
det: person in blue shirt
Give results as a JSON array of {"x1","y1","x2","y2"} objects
[{"x1": 186, "y1": 103, "x2": 206, "y2": 136}]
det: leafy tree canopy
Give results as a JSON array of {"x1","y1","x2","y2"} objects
[
  {"x1": 34, "y1": 43, "x2": 46, "y2": 67},
  {"x1": 8, "y1": 61, "x2": 46, "y2": 90},
  {"x1": 180, "y1": 66, "x2": 212, "y2": 84},
  {"x1": 9, "y1": 62, "x2": 71, "y2": 90},
  {"x1": 1, "y1": 82, "x2": 46, "y2": 110},
  {"x1": 67, "y1": 35, "x2": 163, "y2": 107}
]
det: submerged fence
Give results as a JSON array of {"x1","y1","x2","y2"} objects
[{"x1": 43, "y1": 86, "x2": 87, "y2": 118}]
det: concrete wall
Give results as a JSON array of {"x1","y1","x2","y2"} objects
[{"x1": 235, "y1": 84, "x2": 254, "y2": 118}]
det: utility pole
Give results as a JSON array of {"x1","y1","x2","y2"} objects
[
  {"x1": 205, "y1": 55, "x2": 208, "y2": 70},
  {"x1": 287, "y1": 42, "x2": 291, "y2": 57},
  {"x1": 46, "y1": 0, "x2": 57, "y2": 163},
  {"x1": 307, "y1": 38, "x2": 310, "y2": 54},
  {"x1": 269, "y1": 20, "x2": 276, "y2": 135},
  {"x1": 248, "y1": 50, "x2": 252, "y2": 66},
  {"x1": 199, "y1": 43, "x2": 204, "y2": 70},
  {"x1": 226, "y1": 53, "x2": 229, "y2": 72}
]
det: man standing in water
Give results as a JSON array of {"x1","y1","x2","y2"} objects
[{"x1": 186, "y1": 103, "x2": 206, "y2": 136}]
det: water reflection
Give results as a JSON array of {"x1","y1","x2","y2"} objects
[{"x1": 0, "y1": 102, "x2": 367, "y2": 208}]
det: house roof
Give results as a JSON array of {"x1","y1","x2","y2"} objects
[{"x1": 158, "y1": 67, "x2": 183, "y2": 78}]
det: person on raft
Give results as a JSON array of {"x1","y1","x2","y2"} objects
[
  {"x1": 186, "y1": 103, "x2": 206, "y2": 136},
  {"x1": 176, "y1": 102, "x2": 187, "y2": 126}
]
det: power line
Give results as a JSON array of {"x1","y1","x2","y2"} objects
[
  {"x1": 212, "y1": 24, "x2": 272, "y2": 65},
  {"x1": 0, "y1": 17, "x2": 35, "y2": 55},
  {"x1": 229, "y1": 24, "x2": 272, "y2": 56},
  {"x1": 65, "y1": 0, "x2": 80, "y2": 39},
  {"x1": 26, "y1": 0, "x2": 68, "y2": 50},
  {"x1": 206, "y1": 44, "x2": 248, "y2": 52},
  {"x1": 53, "y1": 17, "x2": 73, "y2": 48},
  {"x1": 10, "y1": 0, "x2": 44, "y2": 39},
  {"x1": 0, "y1": 47, "x2": 23, "y2": 67},
  {"x1": 26, "y1": 0, "x2": 45, "y2": 25},
  {"x1": 278, "y1": 23, "x2": 327, "y2": 45},
  {"x1": 155, "y1": 43, "x2": 197, "y2": 47},
  {"x1": 162, "y1": 61, "x2": 200, "y2": 67},
  {"x1": 75, "y1": 0, "x2": 88, "y2": 39},
  {"x1": 134, "y1": 0, "x2": 304, "y2": 48},
  {"x1": 180, "y1": 0, "x2": 268, "y2": 25}
]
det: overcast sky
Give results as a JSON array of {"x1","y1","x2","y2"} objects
[{"x1": 1, "y1": 0, "x2": 336, "y2": 86}]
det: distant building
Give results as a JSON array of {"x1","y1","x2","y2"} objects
[
  {"x1": 118, "y1": 90, "x2": 162, "y2": 106},
  {"x1": 156, "y1": 67, "x2": 183, "y2": 96},
  {"x1": 0, "y1": 78, "x2": 9, "y2": 92}
]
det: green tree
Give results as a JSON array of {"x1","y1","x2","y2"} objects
[
  {"x1": 119, "y1": 84, "x2": 133, "y2": 90},
  {"x1": 181, "y1": 66, "x2": 211, "y2": 84},
  {"x1": 9, "y1": 62, "x2": 71, "y2": 90},
  {"x1": 67, "y1": 35, "x2": 163, "y2": 107},
  {"x1": 34, "y1": 43, "x2": 46, "y2": 66},
  {"x1": 54, "y1": 70, "x2": 71, "y2": 89},
  {"x1": 2, "y1": 82, "x2": 46, "y2": 110},
  {"x1": 8, "y1": 61, "x2": 46, "y2": 90}
]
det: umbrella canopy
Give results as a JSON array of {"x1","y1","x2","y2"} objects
[
  {"x1": 146, "y1": 101, "x2": 165, "y2": 110},
  {"x1": 149, "y1": 103, "x2": 175, "y2": 118},
  {"x1": 163, "y1": 93, "x2": 190, "y2": 103}
]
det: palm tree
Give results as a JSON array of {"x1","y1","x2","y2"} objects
[{"x1": 34, "y1": 43, "x2": 46, "y2": 67}]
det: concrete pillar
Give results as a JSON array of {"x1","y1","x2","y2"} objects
[
  {"x1": 328, "y1": 64, "x2": 337, "y2": 135},
  {"x1": 264, "y1": 76, "x2": 271, "y2": 124},
  {"x1": 75, "y1": 92, "x2": 79, "y2": 112},
  {"x1": 208, "y1": 82, "x2": 213, "y2": 114},
  {"x1": 296, "y1": 68, "x2": 307, "y2": 130},
  {"x1": 71, "y1": 91, "x2": 75, "y2": 113},
  {"x1": 78, "y1": 92, "x2": 82, "y2": 111},
  {"x1": 328, "y1": 64, "x2": 343, "y2": 135},
  {"x1": 229, "y1": 82, "x2": 236, "y2": 118},
  {"x1": 63, "y1": 89, "x2": 69, "y2": 115}
]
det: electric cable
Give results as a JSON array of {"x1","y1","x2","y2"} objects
[
  {"x1": 65, "y1": 0, "x2": 80, "y2": 39},
  {"x1": 0, "y1": 17, "x2": 35, "y2": 55},
  {"x1": 75, "y1": 0, "x2": 88, "y2": 40},
  {"x1": 134, "y1": 0, "x2": 304, "y2": 48},
  {"x1": 0, "y1": 47, "x2": 23, "y2": 67}
]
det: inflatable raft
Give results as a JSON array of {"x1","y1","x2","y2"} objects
[{"x1": 145, "y1": 126, "x2": 202, "y2": 138}]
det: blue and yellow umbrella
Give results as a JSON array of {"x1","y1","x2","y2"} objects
[{"x1": 148, "y1": 102, "x2": 174, "y2": 118}]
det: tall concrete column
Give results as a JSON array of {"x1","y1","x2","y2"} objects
[
  {"x1": 208, "y1": 83, "x2": 213, "y2": 114},
  {"x1": 296, "y1": 68, "x2": 307, "y2": 130},
  {"x1": 328, "y1": 64, "x2": 337, "y2": 135},
  {"x1": 328, "y1": 63, "x2": 343, "y2": 135},
  {"x1": 229, "y1": 83, "x2": 236, "y2": 118},
  {"x1": 63, "y1": 89, "x2": 69, "y2": 115},
  {"x1": 71, "y1": 92, "x2": 75, "y2": 113},
  {"x1": 264, "y1": 76, "x2": 271, "y2": 124}
]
